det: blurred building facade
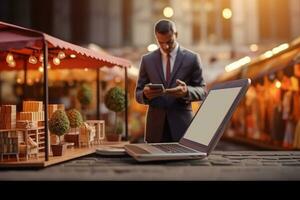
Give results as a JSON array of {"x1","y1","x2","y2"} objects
[{"x1": 1, "y1": 0, "x2": 300, "y2": 82}]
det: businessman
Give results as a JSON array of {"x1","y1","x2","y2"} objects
[{"x1": 135, "y1": 19, "x2": 207, "y2": 143}]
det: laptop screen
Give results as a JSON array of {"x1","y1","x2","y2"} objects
[{"x1": 183, "y1": 87, "x2": 242, "y2": 146}]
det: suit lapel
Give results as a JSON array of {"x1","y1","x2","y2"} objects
[
  {"x1": 168, "y1": 47, "x2": 185, "y2": 87},
  {"x1": 154, "y1": 50, "x2": 167, "y2": 86}
]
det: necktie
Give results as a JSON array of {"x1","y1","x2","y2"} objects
[{"x1": 166, "y1": 53, "x2": 171, "y2": 83}]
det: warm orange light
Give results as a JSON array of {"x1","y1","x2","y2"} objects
[
  {"x1": 27, "y1": 79, "x2": 33, "y2": 86},
  {"x1": 58, "y1": 51, "x2": 66, "y2": 59},
  {"x1": 29, "y1": 55, "x2": 38, "y2": 64},
  {"x1": 275, "y1": 80, "x2": 281, "y2": 89},
  {"x1": 53, "y1": 57, "x2": 61, "y2": 65},
  {"x1": 163, "y1": 7, "x2": 174, "y2": 18},
  {"x1": 115, "y1": 76, "x2": 122, "y2": 83},
  {"x1": 147, "y1": 44, "x2": 158, "y2": 52},
  {"x1": 8, "y1": 60, "x2": 16, "y2": 68},
  {"x1": 38, "y1": 66, "x2": 43, "y2": 73},
  {"x1": 225, "y1": 56, "x2": 251, "y2": 72},
  {"x1": 250, "y1": 44, "x2": 259, "y2": 52},
  {"x1": 16, "y1": 78, "x2": 22, "y2": 84},
  {"x1": 39, "y1": 54, "x2": 43, "y2": 62},
  {"x1": 222, "y1": 8, "x2": 232, "y2": 19},
  {"x1": 272, "y1": 43, "x2": 289, "y2": 54},
  {"x1": 264, "y1": 50, "x2": 273, "y2": 58},
  {"x1": 6, "y1": 53, "x2": 14, "y2": 63}
]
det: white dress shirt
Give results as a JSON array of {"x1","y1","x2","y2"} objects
[{"x1": 160, "y1": 42, "x2": 179, "y2": 81}]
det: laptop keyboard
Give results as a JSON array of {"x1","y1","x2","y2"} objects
[{"x1": 151, "y1": 144, "x2": 198, "y2": 153}]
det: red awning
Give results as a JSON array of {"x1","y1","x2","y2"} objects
[{"x1": 0, "y1": 21, "x2": 131, "y2": 70}]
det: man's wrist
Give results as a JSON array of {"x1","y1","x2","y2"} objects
[{"x1": 181, "y1": 88, "x2": 190, "y2": 101}]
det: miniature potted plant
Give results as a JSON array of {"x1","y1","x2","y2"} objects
[
  {"x1": 104, "y1": 87, "x2": 126, "y2": 141},
  {"x1": 49, "y1": 110, "x2": 70, "y2": 156},
  {"x1": 77, "y1": 83, "x2": 92, "y2": 120},
  {"x1": 64, "y1": 109, "x2": 83, "y2": 147},
  {"x1": 66, "y1": 109, "x2": 83, "y2": 132}
]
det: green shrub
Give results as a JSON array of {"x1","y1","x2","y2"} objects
[
  {"x1": 104, "y1": 87, "x2": 125, "y2": 113},
  {"x1": 49, "y1": 110, "x2": 70, "y2": 143},
  {"x1": 66, "y1": 109, "x2": 83, "y2": 128},
  {"x1": 104, "y1": 87, "x2": 126, "y2": 135},
  {"x1": 77, "y1": 83, "x2": 92, "y2": 106}
]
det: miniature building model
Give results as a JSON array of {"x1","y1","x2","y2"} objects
[{"x1": 0, "y1": 105, "x2": 16, "y2": 129}]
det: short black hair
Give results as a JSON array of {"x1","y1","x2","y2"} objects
[{"x1": 154, "y1": 19, "x2": 177, "y2": 34}]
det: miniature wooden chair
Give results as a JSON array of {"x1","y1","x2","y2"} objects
[
  {"x1": 85, "y1": 120, "x2": 105, "y2": 144},
  {"x1": 19, "y1": 136, "x2": 38, "y2": 160}
]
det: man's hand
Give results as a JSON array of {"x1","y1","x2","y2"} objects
[
  {"x1": 165, "y1": 79, "x2": 188, "y2": 98},
  {"x1": 143, "y1": 86, "x2": 164, "y2": 100}
]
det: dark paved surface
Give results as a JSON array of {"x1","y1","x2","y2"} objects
[
  {"x1": 1, "y1": 141, "x2": 299, "y2": 181},
  {"x1": 214, "y1": 140, "x2": 258, "y2": 151}
]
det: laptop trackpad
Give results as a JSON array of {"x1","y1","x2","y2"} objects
[{"x1": 139, "y1": 144, "x2": 167, "y2": 153}]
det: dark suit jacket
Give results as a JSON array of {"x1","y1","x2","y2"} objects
[{"x1": 135, "y1": 46, "x2": 207, "y2": 142}]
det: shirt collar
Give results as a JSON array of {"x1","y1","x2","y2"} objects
[{"x1": 160, "y1": 42, "x2": 179, "y2": 58}]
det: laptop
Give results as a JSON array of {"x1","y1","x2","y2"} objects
[{"x1": 125, "y1": 78, "x2": 251, "y2": 162}]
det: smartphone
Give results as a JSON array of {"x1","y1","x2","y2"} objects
[{"x1": 146, "y1": 83, "x2": 165, "y2": 91}]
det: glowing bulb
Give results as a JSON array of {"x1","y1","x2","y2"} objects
[
  {"x1": 6, "y1": 53, "x2": 14, "y2": 63},
  {"x1": 38, "y1": 63, "x2": 51, "y2": 72},
  {"x1": 58, "y1": 51, "x2": 66, "y2": 59},
  {"x1": 53, "y1": 57, "x2": 60, "y2": 65},
  {"x1": 250, "y1": 44, "x2": 259, "y2": 52},
  {"x1": 264, "y1": 50, "x2": 273, "y2": 58},
  {"x1": 38, "y1": 66, "x2": 43, "y2": 73},
  {"x1": 16, "y1": 78, "x2": 22, "y2": 84},
  {"x1": 275, "y1": 80, "x2": 281, "y2": 89},
  {"x1": 39, "y1": 54, "x2": 44, "y2": 62},
  {"x1": 27, "y1": 79, "x2": 33, "y2": 86},
  {"x1": 28, "y1": 56, "x2": 38, "y2": 64},
  {"x1": 163, "y1": 7, "x2": 174, "y2": 18},
  {"x1": 222, "y1": 8, "x2": 232, "y2": 19},
  {"x1": 70, "y1": 54, "x2": 76, "y2": 58},
  {"x1": 84, "y1": 68, "x2": 88, "y2": 72},
  {"x1": 8, "y1": 60, "x2": 16, "y2": 68},
  {"x1": 147, "y1": 44, "x2": 158, "y2": 52}
]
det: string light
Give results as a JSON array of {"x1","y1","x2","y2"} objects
[
  {"x1": 8, "y1": 60, "x2": 16, "y2": 68},
  {"x1": 39, "y1": 54, "x2": 44, "y2": 62},
  {"x1": 6, "y1": 53, "x2": 14, "y2": 63},
  {"x1": 53, "y1": 57, "x2": 61, "y2": 65},
  {"x1": 28, "y1": 55, "x2": 38, "y2": 64},
  {"x1": 58, "y1": 51, "x2": 66, "y2": 59}
]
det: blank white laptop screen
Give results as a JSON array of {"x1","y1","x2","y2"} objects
[{"x1": 183, "y1": 87, "x2": 242, "y2": 145}]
